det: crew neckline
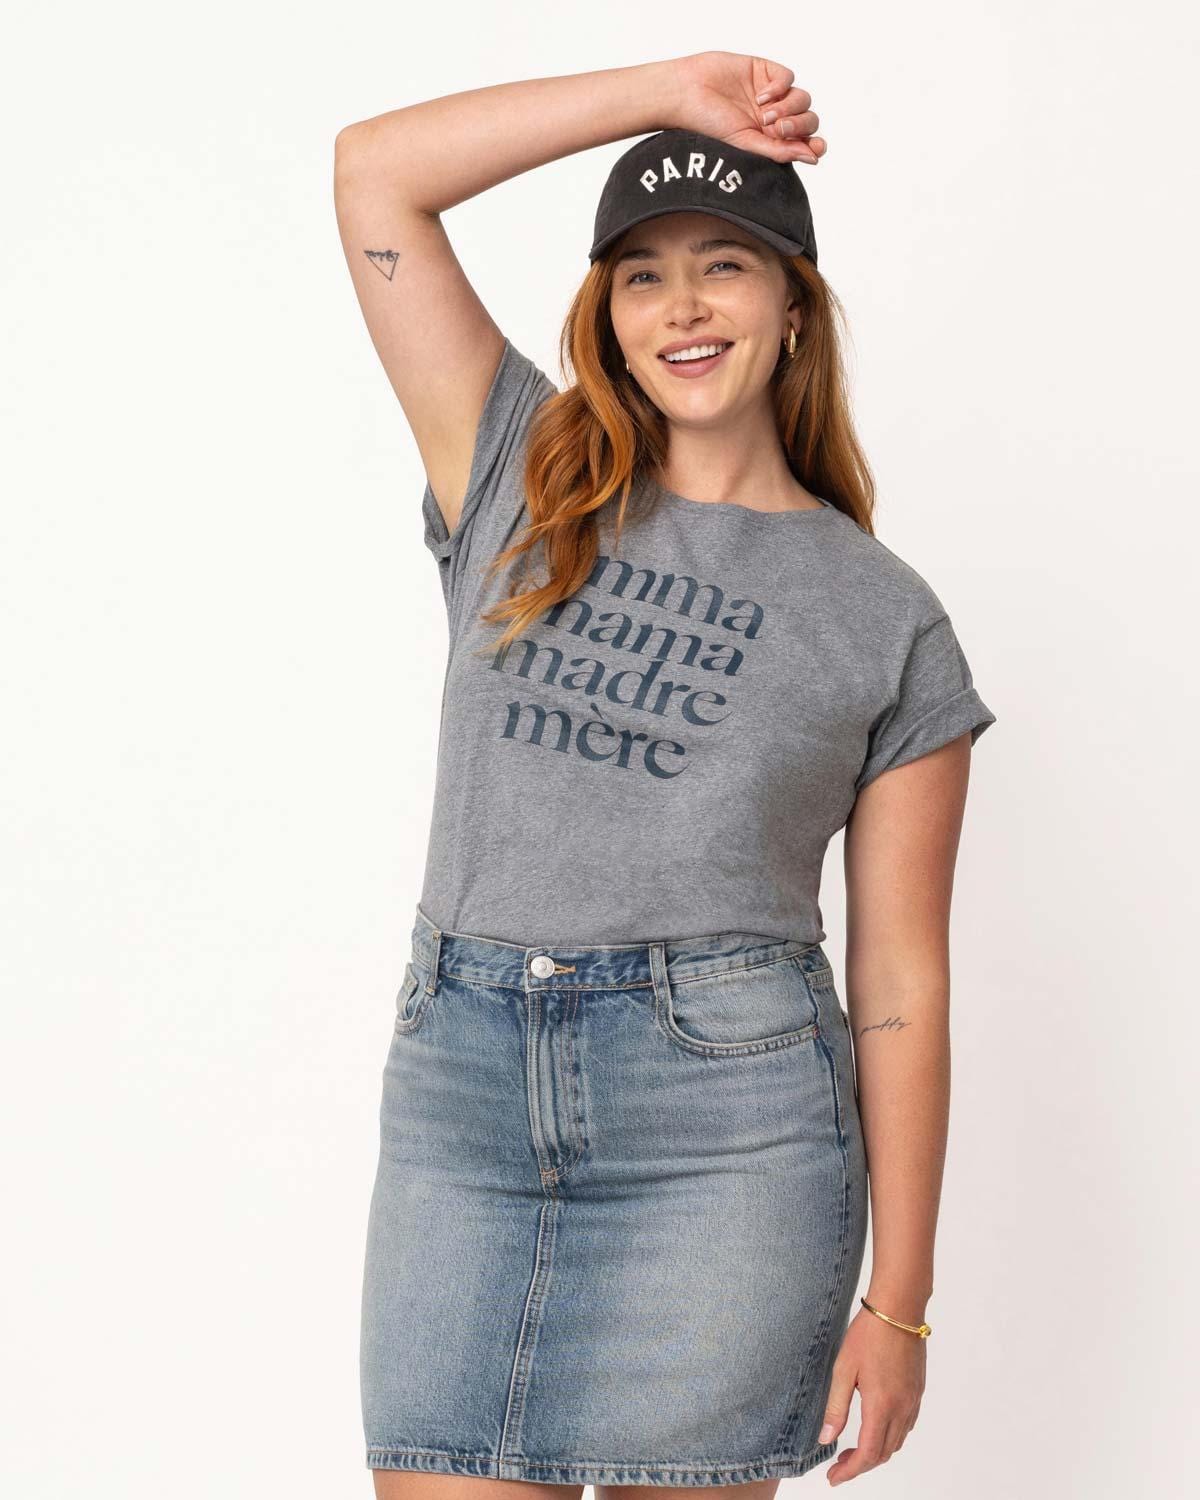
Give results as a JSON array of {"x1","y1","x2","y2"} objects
[{"x1": 646, "y1": 476, "x2": 836, "y2": 518}]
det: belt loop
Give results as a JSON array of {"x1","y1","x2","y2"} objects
[
  {"x1": 648, "y1": 940, "x2": 668, "y2": 1017},
  {"x1": 426, "y1": 928, "x2": 442, "y2": 996}
]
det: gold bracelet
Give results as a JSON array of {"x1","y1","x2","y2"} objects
[{"x1": 860, "y1": 1296, "x2": 932, "y2": 1338}]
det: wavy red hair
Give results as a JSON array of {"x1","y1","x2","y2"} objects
[{"x1": 475, "y1": 247, "x2": 877, "y2": 655}]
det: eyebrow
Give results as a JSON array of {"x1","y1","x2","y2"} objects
[{"x1": 613, "y1": 236, "x2": 765, "y2": 267}]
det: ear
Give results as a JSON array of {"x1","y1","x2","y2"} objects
[{"x1": 784, "y1": 295, "x2": 802, "y2": 339}]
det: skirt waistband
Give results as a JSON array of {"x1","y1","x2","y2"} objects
[{"x1": 412, "y1": 904, "x2": 830, "y2": 995}]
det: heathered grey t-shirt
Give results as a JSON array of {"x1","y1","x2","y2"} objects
[{"x1": 418, "y1": 337, "x2": 996, "y2": 946}]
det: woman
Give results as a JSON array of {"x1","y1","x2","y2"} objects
[{"x1": 335, "y1": 50, "x2": 995, "y2": 1497}]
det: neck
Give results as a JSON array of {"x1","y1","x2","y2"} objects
[{"x1": 655, "y1": 401, "x2": 821, "y2": 511}]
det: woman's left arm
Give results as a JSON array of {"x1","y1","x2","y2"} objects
[{"x1": 819, "y1": 730, "x2": 975, "y2": 1486}]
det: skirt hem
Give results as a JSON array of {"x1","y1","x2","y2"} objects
[{"x1": 364, "y1": 1441, "x2": 839, "y2": 1485}]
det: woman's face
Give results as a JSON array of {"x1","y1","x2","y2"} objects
[{"x1": 607, "y1": 210, "x2": 795, "y2": 427}]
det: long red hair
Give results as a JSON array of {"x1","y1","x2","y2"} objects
[{"x1": 477, "y1": 247, "x2": 877, "y2": 654}]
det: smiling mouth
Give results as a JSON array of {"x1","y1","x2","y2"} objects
[{"x1": 658, "y1": 341, "x2": 735, "y2": 378}]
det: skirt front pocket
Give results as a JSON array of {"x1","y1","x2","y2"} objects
[{"x1": 654, "y1": 947, "x2": 822, "y2": 1058}]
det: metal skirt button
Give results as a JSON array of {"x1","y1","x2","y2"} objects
[{"x1": 530, "y1": 954, "x2": 556, "y2": 979}]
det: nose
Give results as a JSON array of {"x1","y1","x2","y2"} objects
[
  {"x1": 664, "y1": 298, "x2": 712, "y2": 334},
  {"x1": 661, "y1": 276, "x2": 711, "y2": 325}
]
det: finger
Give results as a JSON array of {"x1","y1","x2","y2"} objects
[
  {"x1": 762, "y1": 106, "x2": 820, "y2": 144},
  {"x1": 896, "y1": 1398, "x2": 921, "y2": 1447},
  {"x1": 828, "y1": 1415, "x2": 887, "y2": 1484},
  {"x1": 784, "y1": 136, "x2": 825, "y2": 166},
  {"x1": 878, "y1": 1413, "x2": 906, "y2": 1463},
  {"x1": 740, "y1": 131, "x2": 823, "y2": 167},
  {"x1": 754, "y1": 59, "x2": 795, "y2": 105},
  {"x1": 760, "y1": 86, "x2": 814, "y2": 131},
  {"x1": 817, "y1": 1363, "x2": 857, "y2": 1446},
  {"x1": 754, "y1": 110, "x2": 824, "y2": 166}
]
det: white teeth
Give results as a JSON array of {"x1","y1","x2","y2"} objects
[{"x1": 663, "y1": 342, "x2": 731, "y2": 363}]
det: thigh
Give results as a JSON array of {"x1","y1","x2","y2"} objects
[
  {"x1": 373, "y1": 1476, "x2": 583, "y2": 1500},
  {"x1": 598, "y1": 1485, "x2": 781, "y2": 1500}
]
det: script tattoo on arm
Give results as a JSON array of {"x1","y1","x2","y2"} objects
[
  {"x1": 855, "y1": 1016, "x2": 912, "y2": 1039},
  {"x1": 364, "y1": 249, "x2": 400, "y2": 280}
]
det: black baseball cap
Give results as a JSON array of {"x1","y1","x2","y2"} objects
[{"x1": 588, "y1": 128, "x2": 818, "y2": 267}]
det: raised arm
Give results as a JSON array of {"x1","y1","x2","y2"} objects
[
  {"x1": 332, "y1": 51, "x2": 824, "y2": 535},
  {"x1": 332, "y1": 61, "x2": 683, "y2": 535}
]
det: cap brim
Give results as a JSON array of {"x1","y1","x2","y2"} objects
[{"x1": 588, "y1": 204, "x2": 812, "y2": 264}]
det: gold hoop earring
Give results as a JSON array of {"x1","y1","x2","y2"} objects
[{"x1": 787, "y1": 326, "x2": 797, "y2": 357}]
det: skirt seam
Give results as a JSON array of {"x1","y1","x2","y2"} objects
[
  {"x1": 770, "y1": 1056, "x2": 853, "y2": 1459},
  {"x1": 365, "y1": 1440, "x2": 840, "y2": 1482}
]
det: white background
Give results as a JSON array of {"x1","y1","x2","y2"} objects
[{"x1": 3, "y1": 3, "x2": 1196, "y2": 1495}]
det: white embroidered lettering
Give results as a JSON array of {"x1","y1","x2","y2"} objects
[{"x1": 634, "y1": 155, "x2": 743, "y2": 196}]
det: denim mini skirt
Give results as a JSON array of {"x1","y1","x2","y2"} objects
[{"x1": 359, "y1": 905, "x2": 868, "y2": 1487}]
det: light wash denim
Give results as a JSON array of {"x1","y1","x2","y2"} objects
[{"x1": 360, "y1": 905, "x2": 868, "y2": 1486}]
